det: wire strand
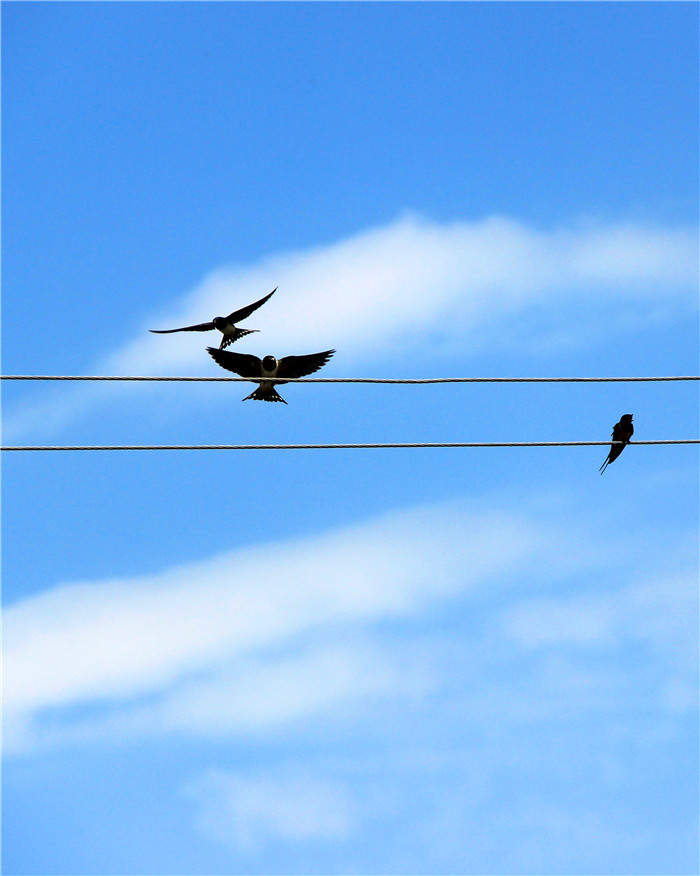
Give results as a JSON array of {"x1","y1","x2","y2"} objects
[
  {"x1": 2, "y1": 441, "x2": 698, "y2": 452},
  {"x1": 2, "y1": 375, "x2": 699, "y2": 384}
]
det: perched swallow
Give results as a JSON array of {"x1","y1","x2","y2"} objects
[
  {"x1": 149, "y1": 287, "x2": 277, "y2": 349},
  {"x1": 207, "y1": 347, "x2": 335, "y2": 404},
  {"x1": 599, "y1": 414, "x2": 634, "y2": 474}
]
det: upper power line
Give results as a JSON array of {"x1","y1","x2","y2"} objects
[{"x1": 2, "y1": 375, "x2": 699, "y2": 383}]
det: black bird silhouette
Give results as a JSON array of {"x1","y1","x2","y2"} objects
[
  {"x1": 149, "y1": 287, "x2": 277, "y2": 349},
  {"x1": 207, "y1": 347, "x2": 335, "y2": 404},
  {"x1": 599, "y1": 414, "x2": 634, "y2": 474}
]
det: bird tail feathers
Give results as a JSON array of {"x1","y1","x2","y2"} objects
[
  {"x1": 220, "y1": 328, "x2": 259, "y2": 349},
  {"x1": 243, "y1": 386, "x2": 288, "y2": 404}
]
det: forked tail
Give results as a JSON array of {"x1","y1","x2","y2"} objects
[
  {"x1": 220, "y1": 328, "x2": 259, "y2": 349},
  {"x1": 243, "y1": 386, "x2": 288, "y2": 404}
]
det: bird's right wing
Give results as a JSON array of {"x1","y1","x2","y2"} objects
[
  {"x1": 150, "y1": 321, "x2": 215, "y2": 334},
  {"x1": 226, "y1": 287, "x2": 278, "y2": 323},
  {"x1": 207, "y1": 348, "x2": 262, "y2": 377}
]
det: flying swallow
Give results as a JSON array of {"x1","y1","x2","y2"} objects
[
  {"x1": 599, "y1": 414, "x2": 634, "y2": 474},
  {"x1": 149, "y1": 287, "x2": 277, "y2": 349},
  {"x1": 207, "y1": 347, "x2": 335, "y2": 404}
]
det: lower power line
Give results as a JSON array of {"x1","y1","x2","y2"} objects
[{"x1": 1, "y1": 440, "x2": 697, "y2": 452}]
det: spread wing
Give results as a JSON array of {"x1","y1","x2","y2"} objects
[
  {"x1": 276, "y1": 349, "x2": 335, "y2": 380},
  {"x1": 150, "y1": 321, "x2": 215, "y2": 334},
  {"x1": 207, "y1": 348, "x2": 263, "y2": 377},
  {"x1": 226, "y1": 287, "x2": 277, "y2": 323}
]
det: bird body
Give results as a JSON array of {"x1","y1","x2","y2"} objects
[
  {"x1": 244, "y1": 355, "x2": 288, "y2": 403},
  {"x1": 599, "y1": 414, "x2": 634, "y2": 474},
  {"x1": 149, "y1": 287, "x2": 277, "y2": 349},
  {"x1": 207, "y1": 348, "x2": 335, "y2": 404}
]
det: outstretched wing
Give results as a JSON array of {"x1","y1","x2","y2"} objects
[
  {"x1": 150, "y1": 321, "x2": 215, "y2": 334},
  {"x1": 226, "y1": 287, "x2": 277, "y2": 323},
  {"x1": 276, "y1": 349, "x2": 335, "y2": 380},
  {"x1": 207, "y1": 348, "x2": 263, "y2": 377}
]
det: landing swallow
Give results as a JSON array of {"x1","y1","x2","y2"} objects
[
  {"x1": 207, "y1": 347, "x2": 335, "y2": 404},
  {"x1": 149, "y1": 288, "x2": 277, "y2": 349},
  {"x1": 599, "y1": 414, "x2": 634, "y2": 474}
]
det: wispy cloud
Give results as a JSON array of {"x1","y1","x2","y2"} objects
[
  {"x1": 505, "y1": 570, "x2": 698, "y2": 656},
  {"x1": 3, "y1": 498, "x2": 537, "y2": 754},
  {"x1": 97, "y1": 213, "x2": 700, "y2": 373},
  {"x1": 183, "y1": 767, "x2": 356, "y2": 853},
  {"x1": 175, "y1": 551, "x2": 697, "y2": 867},
  {"x1": 6, "y1": 486, "x2": 697, "y2": 759},
  {"x1": 4, "y1": 212, "x2": 697, "y2": 441},
  {"x1": 175, "y1": 562, "x2": 697, "y2": 867}
]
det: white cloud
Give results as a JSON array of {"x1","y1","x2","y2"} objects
[
  {"x1": 3, "y1": 499, "x2": 537, "y2": 753},
  {"x1": 5, "y1": 490, "x2": 697, "y2": 759},
  {"x1": 184, "y1": 767, "x2": 355, "y2": 852},
  {"x1": 4, "y1": 212, "x2": 697, "y2": 441},
  {"x1": 106, "y1": 213, "x2": 699, "y2": 374},
  {"x1": 154, "y1": 637, "x2": 422, "y2": 735},
  {"x1": 504, "y1": 570, "x2": 698, "y2": 656}
]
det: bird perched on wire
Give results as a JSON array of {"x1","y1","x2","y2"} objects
[
  {"x1": 149, "y1": 287, "x2": 277, "y2": 349},
  {"x1": 207, "y1": 347, "x2": 335, "y2": 404},
  {"x1": 599, "y1": 414, "x2": 634, "y2": 474}
]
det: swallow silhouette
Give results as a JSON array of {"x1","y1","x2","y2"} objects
[
  {"x1": 149, "y1": 287, "x2": 277, "y2": 349},
  {"x1": 599, "y1": 414, "x2": 634, "y2": 474},
  {"x1": 207, "y1": 347, "x2": 335, "y2": 404}
]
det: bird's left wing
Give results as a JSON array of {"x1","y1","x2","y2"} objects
[{"x1": 276, "y1": 349, "x2": 336, "y2": 380}]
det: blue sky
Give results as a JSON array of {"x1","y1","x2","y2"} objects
[{"x1": 2, "y1": 3, "x2": 698, "y2": 875}]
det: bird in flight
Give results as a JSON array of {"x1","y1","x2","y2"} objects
[
  {"x1": 207, "y1": 347, "x2": 335, "y2": 404},
  {"x1": 599, "y1": 414, "x2": 634, "y2": 474},
  {"x1": 149, "y1": 287, "x2": 277, "y2": 349}
]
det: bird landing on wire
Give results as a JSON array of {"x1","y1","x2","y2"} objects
[{"x1": 206, "y1": 348, "x2": 335, "y2": 404}]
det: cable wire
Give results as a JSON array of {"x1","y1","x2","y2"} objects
[
  {"x1": 2, "y1": 440, "x2": 698, "y2": 452},
  {"x1": 2, "y1": 375, "x2": 699, "y2": 384}
]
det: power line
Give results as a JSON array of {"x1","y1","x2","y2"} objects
[
  {"x1": 1, "y1": 375, "x2": 699, "y2": 384},
  {"x1": 2, "y1": 440, "x2": 698, "y2": 452}
]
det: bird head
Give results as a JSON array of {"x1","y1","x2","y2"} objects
[
  {"x1": 212, "y1": 316, "x2": 228, "y2": 331},
  {"x1": 261, "y1": 355, "x2": 278, "y2": 370},
  {"x1": 622, "y1": 414, "x2": 633, "y2": 424}
]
